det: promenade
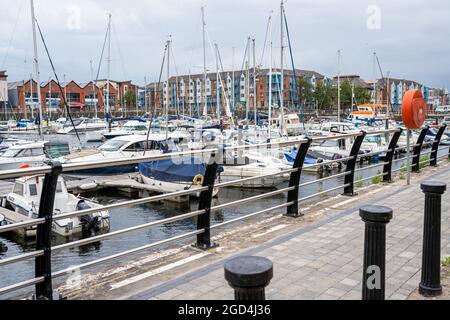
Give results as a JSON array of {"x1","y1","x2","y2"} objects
[{"x1": 59, "y1": 162, "x2": 450, "y2": 300}]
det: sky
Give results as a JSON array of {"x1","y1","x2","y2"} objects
[{"x1": 0, "y1": 0, "x2": 449, "y2": 89}]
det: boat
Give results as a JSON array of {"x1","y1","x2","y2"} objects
[
  {"x1": 56, "y1": 118, "x2": 107, "y2": 135},
  {"x1": 306, "y1": 121, "x2": 359, "y2": 137},
  {"x1": 270, "y1": 113, "x2": 305, "y2": 136},
  {"x1": 5, "y1": 175, "x2": 110, "y2": 237},
  {"x1": 0, "y1": 141, "x2": 70, "y2": 171},
  {"x1": 101, "y1": 120, "x2": 149, "y2": 140},
  {"x1": 57, "y1": 134, "x2": 176, "y2": 175},
  {"x1": 347, "y1": 104, "x2": 389, "y2": 123},
  {"x1": 138, "y1": 156, "x2": 221, "y2": 201},
  {"x1": 220, "y1": 153, "x2": 291, "y2": 188}
]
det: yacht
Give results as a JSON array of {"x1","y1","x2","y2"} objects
[
  {"x1": 57, "y1": 118, "x2": 107, "y2": 135},
  {"x1": 101, "y1": 120, "x2": 149, "y2": 140},
  {"x1": 0, "y1": 141, "x2": 70, "y2": 171},
  {"x1": 5, "y1": 175, "x2": 109, "y2": 237},
  {"x1": 220, "y1": 153, "x2": 292, "y2": 188},
  {"x1": 138, "y1": 156, "x2": 220, "y2": 200},
  {"x1": 57, "y1": 134, "x2": 176, "y2": 175}
]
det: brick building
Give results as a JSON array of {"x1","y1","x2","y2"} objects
[{"x1": 7, "y1": 79, "x2": 138, "y2": 117}]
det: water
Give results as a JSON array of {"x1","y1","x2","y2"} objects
[{"x1": 0, "y1": 132, "x2": 448, "y2": 298}]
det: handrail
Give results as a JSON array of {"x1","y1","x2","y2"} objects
[{"x1": 0, "y1": 126, "x2": 447, "y2": 300}]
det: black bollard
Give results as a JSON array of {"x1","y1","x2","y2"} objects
[
  {"x1": 360, "y1": 205, "x2": 393, "y2": 300},
  {"x1": 224, "y1": 256, "x2": 273, "y2": 300},
  {"x1": 419, "y1": 181, "x2": 447, "y2": 297}
]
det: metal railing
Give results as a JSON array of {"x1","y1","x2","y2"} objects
[{"x1": 0, "y1": 124, "x2": 448, "y2": 299}]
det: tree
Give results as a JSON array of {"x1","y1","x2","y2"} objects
[
  {"x1": 122, "y1": 89, "x2": 136, "y2": 111},
  {"x1": 314, "y1": 81, "x2": 333, "y2": 110},
  {"x1": 298, "y1": 77, "x2": 314, "y2": 109}
]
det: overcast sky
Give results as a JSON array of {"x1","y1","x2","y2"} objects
[{"x1": 0, "y1": 0, "x2": 449, "y2": 89}]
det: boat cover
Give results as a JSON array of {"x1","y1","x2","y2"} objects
[{"x1": 139, "y1": 157, "x2": 210, "y2": 183}]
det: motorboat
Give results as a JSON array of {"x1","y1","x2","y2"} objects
[
  {"x1": 57, "y1": 118, "x2": 107, "y2": 135},
  {"x1": 101, "y1": 120, "x2": 149, "y2": 140},
  {"x1": 5, "y1": 175, "x2": 109, "y2": 237},
  {"x1": 220, "y1": 153, "x2": 291, "y2": 188},
  {"x1": 0, "y1": 141, "x2": 70, "y2": 171},
  {"x1": 57, "y1": 134, "x2": 176, "y2": 175},
  {"x1": 306, "y1": 121, "x2": 359, "y2": 137},
  {"x1": 138, "y1": 156, "x2": 221, "y2": 200},
  {"x1": 347, "y1": 104, "x2": 389, "y2": 123},
  {"x1": 270, "y1": 113, "x2": 305, "y2": 136}
]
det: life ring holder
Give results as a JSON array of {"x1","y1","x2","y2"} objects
[
  {"x1": 402, "y1": 90, "x2": 427, "y2": 129},
  {"x1": 193, "y1": 174, "x2": 204, "y2": 186}
]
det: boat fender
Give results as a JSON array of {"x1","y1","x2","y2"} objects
[
  {"x1": 0, "y1": 242, "x2": 7, "y2": 253},
  {"x1": 193, "y1": 175, "x2": 204, "y2": 186}
]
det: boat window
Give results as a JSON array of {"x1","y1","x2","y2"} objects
[
  {"x1": 18, "y1": 149, "x2": 33, "y2": 157},
  {"x1": 29, "y1": 184, "x2": 38, "y2": 196},
  {"x1": 124, "y1": 142, "x2": 146, "y2": 152},
  {"x1": 13, "y1": 183, "x2": 24, "y2": 196},
  {"x1": 98, "y1": 140, "x2": 129, "y2": 152},
  {"x1": 1, "y1": 149, "x2": 21, "y2": 158},
  {"x1": 31, "y1": 148, "x2": 44, "y2": 156},
  {"x1": 330, "y1": 126, "x2": 340, "y2": 133},
  {"x1": 321, "y1": 140, "x2": 338, "y2": 147}
]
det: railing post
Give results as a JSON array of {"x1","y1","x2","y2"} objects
[
  {"x1": 360, "y1": 205, "x2": 393, "y2": 300},
  {"x1": 286, "y1": 138, "x2": 312, "y2": 217},
  {"x1": 35, "y1": 161, "x2": 62, "y2": 300},
  {"x1": 419, "y1": 181, "x2": 447, "y2": 297},
  {"x1": 224, "y1": 256, "x2": 273, "y2": 300},
  {"x1": 430, "y1": 125, "x2": 447, "y2": 166},
  {"x1": 195, "y1": 153, "x2": 218, "y2": 250},
  {"x1": 383, "y1": 129, "x2": 403, "y2": 183},
  {"x1": 343, "y1": 131, "x2": 367, "y2": 196},
  {"x1": 412, "y1": 126, "x2": 429, "y2": 173}
]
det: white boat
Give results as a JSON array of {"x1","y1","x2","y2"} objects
[
  {"x1": 0, "y1": 141, "x2": 70, "y2": 171},
  {"x1": 306, "y1": 121, "x2": 359, "y2": 137},
  {"x1": 6, "y1": 175, "x2": 110, "y2": 237},
  {"x1": 101, "y1": 121, "x2": 149, "y2": 140},
  {"x1": 57, "y1": 134, "x2": 176, "y2": 175},
  {"x1": 270, "y1": 113, "x2": 305, "y2": 136},
  {"x1": 220, "y1": 153, "x2": 291, "y2": 188},
  {"x1": 57, "y1": 118, "x2": 107, "y2": 135}
]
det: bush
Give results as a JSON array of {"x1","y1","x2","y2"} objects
[{"x1": 372, "y1": 170, "x2": 383, "y2": 185}]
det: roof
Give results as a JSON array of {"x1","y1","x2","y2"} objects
[{"x1": 9, "y1": 141, "x2": 48, "y2": 150}]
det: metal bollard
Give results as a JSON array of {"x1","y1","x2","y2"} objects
[
  {"x1": 419, "y1": 181, "x2": 447, "y2": 297},
  {"x1": 224, "y1": 256, "x2": 273, "y2": 300},
  {"x1": 360, "y1": 205, "x2": 393, "y2": 300}
]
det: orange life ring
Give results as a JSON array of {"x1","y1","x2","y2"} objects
[{"x1": 402, "y1": 90, "x2": 427, "y2": 129}]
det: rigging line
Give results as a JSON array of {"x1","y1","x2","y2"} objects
[
  {"x1": 284, "y1": 9, "x2": 305, "y2": 127},
  {"x1": 144, "y1": 42, "x2": 168, "y2": 156},
  {"x1": 240, "y1": 37, "x2": 250, "y2": 73},
  {"x1": 95, "y1": 23, "x2": 109, "y2": 84},
  {"x1": 1, "y1": 0, "x2": 24, "y2": 69},
  {"x1": 34, "y1": 18, "x2": 82, "y2": 146},
  {"x1": 111, "y1": 22, "x2": 128, "y2": 80},
  {"x1": 259, "y1": 15, "x2": 272, "y2": 67}
]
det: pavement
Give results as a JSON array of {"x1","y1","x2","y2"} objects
[{"x1": 58, "y1": 161, "x2": 450, "y2": 300}]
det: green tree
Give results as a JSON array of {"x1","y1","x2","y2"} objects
[
  {"x1": 298, "y1": 77, "x2": 314, "y2": 108},
  {"x1": 314, "y1": 81, "x2": 333, "y2": 110},
  {"x1": 123, "y1": 89, "x2": 136, "y2": 109}
]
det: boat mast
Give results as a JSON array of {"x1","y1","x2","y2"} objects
[
  {"x1": 90, "y1": 59, "x2": 98, "y2": 119},
  {"x1": 215, "y1": 43, "x2": 221, "y2": 121},
  {"x1": 373, "y1": 52, "x2": 377, "y2": 104},
  {"x1": 253, "y1": 39, "x2": 257, "y2": 126},
  {"x1": 246, "y1": 37, "x2": 250, "y2": 122},
  {"x1": 106, "y1": 13, "x2": 112, "y2": 117},
  {"x1": 337, "y1": 49, "x2": 341, "y2": 122},
  {"x1": 165, "y1": 38, "x2": 170, "y2": 141},
  {"x1": 232, "y1": 47, "x2": 235, "y2": 112},
  {"x1": 268, "y1": 14, "x2": 273, "y2": 140},
  {"x1": 280, "y1": 0, "x2": 285, "y2": 130},
  {"x1": 201, "y1": 7, "x2": 207, "y2": 118},
  {"x1": 30, "y1": 0, "x2": 43, "y2": 138}
]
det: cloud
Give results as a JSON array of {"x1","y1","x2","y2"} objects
[{"x1": 0, "y1": 0, "x2": 448, "y2": 89}]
